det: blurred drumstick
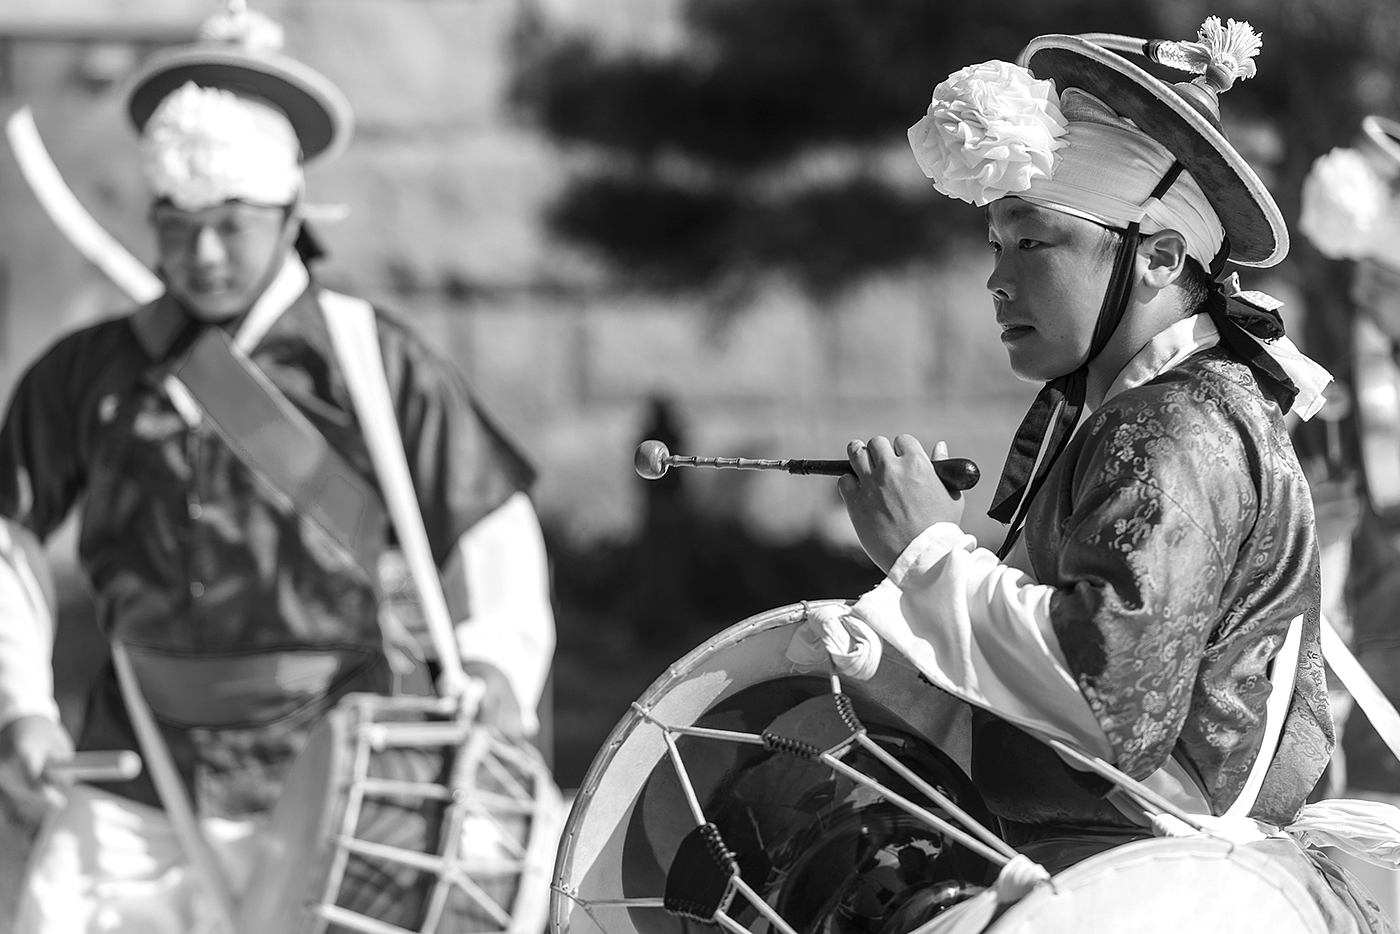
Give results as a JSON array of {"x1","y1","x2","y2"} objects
[
  {"x1": 6, "y1": 106, "x2": 163, "y2": 304},
  {"x1": 634, "y1": 440, "x2": 980, "y2": 491},
  {"x1": 47, "y1": 750, "x2": 143, "y2": 783}
]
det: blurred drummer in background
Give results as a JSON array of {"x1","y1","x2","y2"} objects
[
  {"x1": 0, "y1": 3, "x2": 554, "y2": 931},
  {"x1": 831, "y1": 17, "x2": 1391, "y2": 931},
  {"x1": 1299, "y1": 118, "x2": 1400, "y2": 800}
]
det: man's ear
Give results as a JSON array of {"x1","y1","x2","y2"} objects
[{"x1": 1137, "y1": 229, "x2": 1189, "y2": 293}]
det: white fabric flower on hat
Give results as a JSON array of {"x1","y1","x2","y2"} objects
[
  {"x1": 141, "y1": 81, "x2": 304, "y2": 212},
  {"x1": 1299, "y1": 147, "x2": 1388, "y2": 261},
  {"x1": 908, "y1": 60, "x2": 1068, "y2": 207}
]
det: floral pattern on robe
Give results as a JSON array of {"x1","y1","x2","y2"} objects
[{"x1": 989, "y1": 345, "x2": 1334, "y2": 827}]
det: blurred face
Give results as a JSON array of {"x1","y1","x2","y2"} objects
[
  {"x1": 986, "y1": 199, "x2": 1117, "y2": 382},
  {"x1": 152, "y1": 200, "x2": 297, "y2": 321},
  {"x1": 1352, "y1": 260, "x2": 1400, "y2": 341}
]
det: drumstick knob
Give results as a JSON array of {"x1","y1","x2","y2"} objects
[{"x1": 634, "y1": 439, "x2": 672, "y2": 480}]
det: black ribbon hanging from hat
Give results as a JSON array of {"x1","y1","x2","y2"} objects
[
  {"x1": 989, "y1": 163, "x2": 1185, "y2": 559},
  {"x1": 1203, "y1": 244, "x2": 1298, "y2": 414}
]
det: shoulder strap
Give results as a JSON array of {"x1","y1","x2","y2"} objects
[
  {"x1": 1223, "y1": 611, "x2": 1305, "y2": 819},
  {"x1": 110, "y1": 641, "x2": 237, "y2": 932},
  {"x1": 1321, "y1": 616, "x2": 1400, "y2": 771},
  {"x1": 318, "y1": 290, "x2": 468, "y2": 696},
  {"x1": 168, "y1": 327, "x2": 386, "y2": 582}
]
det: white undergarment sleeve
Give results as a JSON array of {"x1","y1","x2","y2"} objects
[
  {"x1": 16, "y1": 782, "x2": 261, "y2": 934},
  {"x1": 453, "y1": 492, "x2": 556, "y2": 735},
  {"x1": 0, "y1": 520, "x2": 59, "y2": 731},
  {"x1": 850, "y1": 522, "x2": 1113, "y2": 758}
]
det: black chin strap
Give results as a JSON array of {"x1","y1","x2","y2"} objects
[{"x1": 989, "y1": 162, "x2": 1185, "y2": 559}]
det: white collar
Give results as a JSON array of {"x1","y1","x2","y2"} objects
[
  {"x1": 234, "y1": 252, "x2": 310, "y2": 353},
  {"x1": 1098, "y1": 314, "x2": 1221, "y2": 408},
  {"x1": 1095, "y1": 313, "x2": 1332, "y2": 421}
]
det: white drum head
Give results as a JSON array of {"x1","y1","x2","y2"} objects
[{"x1": 983, "y1": 837, "x2": 1328, "y2": 934}]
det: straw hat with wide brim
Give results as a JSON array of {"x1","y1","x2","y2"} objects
[
  {"x1": 1018, "y1": 34, "x2": 1286, "y2": 268},
  {"x1": 124, "y1": 29, "x2": 353, "y2": 167}
]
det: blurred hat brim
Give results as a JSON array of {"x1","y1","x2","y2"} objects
[
  {"x1": 125, "y1": 45, "x2": 353, "y2": 166},
  {"x1": 1362, "y1": 115, "x2": 1400, "y2": 169},
  {"x1": 1020, "y1": 34, "x2": 1286, "y2": 268}
]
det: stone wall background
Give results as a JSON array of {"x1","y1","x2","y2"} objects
[
  {"x1": 0, "y1": 0, "x2": 1037, "y2": 556},
  {"x1": 0, "y1": 3, "x2": 1043, "y2": 914}
]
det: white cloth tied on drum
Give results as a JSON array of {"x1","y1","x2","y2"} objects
[{"x1": 784, "y1": 602, "x2": 882, "y2": 680}]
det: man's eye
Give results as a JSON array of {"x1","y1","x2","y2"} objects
[
  {"x1": 1019, "y1": 238, "x2": 1042, "y2": 250},
  {"x1": 988, "y1": 241, "x2": 1002, "y2": 254}
]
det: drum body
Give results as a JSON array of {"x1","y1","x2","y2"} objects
[
  {"x1": 552, "y1": 601, "x2": 989, "y2": 934},
  {"x1": 238, "y1": 693, "x2": 562, "y2": 934}
]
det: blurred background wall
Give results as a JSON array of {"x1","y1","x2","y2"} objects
[{"x1": 0, "y1": 0, "x2": 1395, "y2": 790}]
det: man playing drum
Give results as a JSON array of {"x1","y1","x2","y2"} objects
[
  {"x1": 833, "y1": 18, "x2": 1392, "y2": 932},
  {"x1": 0, "y1": 5, "x2": 554, "y2": 932}
]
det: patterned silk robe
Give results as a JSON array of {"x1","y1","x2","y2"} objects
[
  {"x1": 851, "y1": 316, "x2": 1334, "y2": 842},
  {"x1": 977, "y1": 344, "x2": 1333, "y2": 835}
]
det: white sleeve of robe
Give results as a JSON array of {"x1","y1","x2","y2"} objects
[
  {"x1": 0, "y1": 520, "x2": 59, "y2": 731},
  {"x1": 850, "y1": 522, "x2": 1113, "y2": 759},
  {"x1": 452, "y1": 492, "x2": 556, "y2": 736}
]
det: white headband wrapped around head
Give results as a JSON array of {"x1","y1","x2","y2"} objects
[
  {"x1": 908, "y1": 61, "x2": 1225, "y2": 268},
  {"x1": 142, "y1": 81, "x2": 303, "y2": 212}
]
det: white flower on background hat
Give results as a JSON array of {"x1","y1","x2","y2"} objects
[
  {"x1": 907, "y1": 60, "x2": 1068, "y2": 207},
  {"x1": 141, "y1": 81, "x2": 304, "y2": 211},
  {"x1": 1299, "y1": 147, "x2": 1388, "y2": 261},
  {"x1": 198, "y1": 0, "x2": 285, "y2": 54}
]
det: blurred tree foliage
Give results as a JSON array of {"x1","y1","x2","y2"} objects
[
  {"x1": 513, "y1": 0, "x2": 1400, "y2": 363},
  {"x1": 512, "y1": 0, "x2": 1166, "y2": 303}
]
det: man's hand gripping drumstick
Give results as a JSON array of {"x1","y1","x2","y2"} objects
[
  {"x1": 634, "y1": 434, "x2": 975, "y2": 575},
  {"x1": 0, "y1": 713, "x2": 142, "y2": 829},
  {"x1": 840, "y1": 435, "x2": 966, "y2": 574}
]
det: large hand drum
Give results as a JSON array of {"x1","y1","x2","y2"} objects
[
  {"x1": 552, "y1": 601, "x2": 998, "y2": 934},
  {"x1": 554, "y1": 602, "x2": 1342, "y2": 934},
  {"x1": 238, "y1": 693, "x2": 563, "y2": 934}
]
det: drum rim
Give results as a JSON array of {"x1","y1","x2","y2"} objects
[{"x1": 549, "y1": 599, "x2": 852, "y2": 930}]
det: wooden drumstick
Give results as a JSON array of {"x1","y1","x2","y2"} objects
[
  {"x1": 46, "y1": 750, "x2": 143, "y2": 783},
  {"x1": 634, "y1": 440, "x2": 981, "y2": 492}
]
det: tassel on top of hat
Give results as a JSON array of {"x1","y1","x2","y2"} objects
[
  {"x1": 198, "y1": 0, "x2": 286, "y2": 55},
  {"x1": 1148, "y1": 17, "x2": 1262, "y2": 118}
]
